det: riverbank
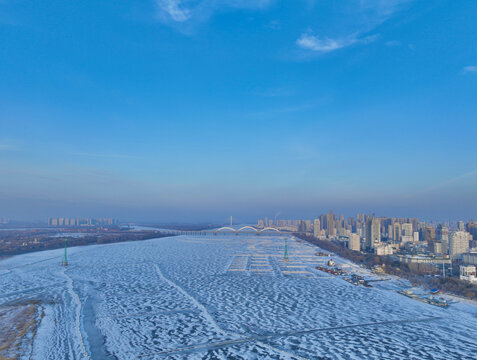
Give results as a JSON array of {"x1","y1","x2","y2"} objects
[
  {"x1": 0, "y1": 300, "x2": 44, "y2": 359},
  {"x1": 0, "y1": 230, "x2": 175, "y2": 258},
  {"x1": 296, "y1": 233, "x2": 477, "y2": 301}
]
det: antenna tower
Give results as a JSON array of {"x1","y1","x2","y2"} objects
[
  {"x1": 284, "y1": 237, "x2": 289, "y2": 261},
  {"x1": 62, "y1": 238, "x2": 68, "y2": 266}
]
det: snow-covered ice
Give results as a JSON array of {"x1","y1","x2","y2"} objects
[{"x1": 1, "y1": 234, "x2": 477, "y2": 359}]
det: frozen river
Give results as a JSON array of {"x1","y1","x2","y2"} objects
[{"x1": 1, "y1": 234, "x2": 477, "y2": 359}]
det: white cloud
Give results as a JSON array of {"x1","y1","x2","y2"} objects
[
  {"x1": 359, "y1": 0, "x2": 412, "y2": 21},
  {"x1": 295, "y1": 1, "x2": 411, "y2": 56},
  {"x1": 296, "y1": 33, "x2": 377, "y2": 53},
  {"x1": 157, "y1": 0, "x2": 191, "y2": 22},
  {"x1": 463, "y1": 66, "x2": 477, "y2": 74},
  {"x1": 156, "y1": 0, "x2": 273, "y2": 24}
]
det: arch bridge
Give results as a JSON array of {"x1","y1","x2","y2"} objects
[{"x1": 213, "y1": 226, "x2": 282, "y2": 235}]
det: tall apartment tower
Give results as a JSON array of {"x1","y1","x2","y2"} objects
[
  {"x1": 313, "y1": 219, "x2": 321, "y2": 238},
  {"x1": 366, "y1": 216, "x2": 381, "y2": 249},
  {"x1": 449, "y1": 231, "x2": 470, "y2": 258},
  {"x1": 327, "y1": 211, "x2": 335, "y2": 237},
  {"x1": 393, "y1": 222, "x2": 401, "y2": 243},
  {"x1": 387, "y1": 224, "x2": 393, "y2": 240},
  {"x1": 437, "y1": 225, "x2": 450, "y2": 254},
  {"x1": 401, "y1": 223, "x2": 413, "y2": 243},
  {"x1": 349, "y1": 233, "x2": 361, "y2": 251},
  {"x1": 402, "y1": 223, "x2": 412, "y2": 236}
]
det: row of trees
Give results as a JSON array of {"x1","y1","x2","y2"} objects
[{"x1": 0, "y1": 230, "x2": 173, "y2": 256}]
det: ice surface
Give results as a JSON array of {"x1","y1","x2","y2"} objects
[{"x1": 1, "y1": 234, "x2": 477, "y2": 359}]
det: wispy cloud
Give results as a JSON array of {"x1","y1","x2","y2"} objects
[
  {"x1": 463, "y1": 66, "x2": 477, "y2": 74},
  {"x1": 157, "y1": 0, "x2": 190, "y2": 22},
  {"x1": 296, "y1": 33, "x2": 377, "y2": 53},
  {"x1": 359, "y1": 0, "x2": 413, "y2": 22},
  {"x1": 296, "y1": 0, "x2": 411, "y2": 55},
  {"x1": 155, "y1": 0, "x2": 273, "y2": 26},
  {"x1": 72, "y1": 152, "x2": 140, "y2": 160}
]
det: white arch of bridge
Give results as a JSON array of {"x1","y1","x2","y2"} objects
[{"x1": 260, "y1": 227, "x2": 281, "y2": 233}]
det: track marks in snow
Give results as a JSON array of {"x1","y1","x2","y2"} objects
[
  {"x1": 62, "y1": 269, "x2": 90, "y2": 360},
  {"x1": 152, "y1": 263, "x2": 308, "y2": 360},
  {"x1": 153, "y1": 263, "x2": 233, "y2": 337}
]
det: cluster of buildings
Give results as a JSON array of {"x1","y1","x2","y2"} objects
[
  {"x1": 257, "y1": 212, "x2": 477, "y2": 283},
  {"x1": 47, "y1": 217, "x2": 118, "y2": 227}
]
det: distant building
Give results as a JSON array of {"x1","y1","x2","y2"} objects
[
  {"x1": 449, "y1": 231, "x2": 470, "y2": 258},
  {"x1": 393, "y1": 222, "x2": 401, "y2": 243},
  {"x1": 402, "y1": 223, "x2": 412, "y2": 237},
  {"x1": 327, "y1": 211, "x2": 335, "y2": 237},
  {"x1": 436, "y1": 224, "x2": 449, "y2": 241},
  {"x1": 423, "y1": 225, "x2": 436, "y2": 242},
  {"x1": 432, "y1": 241, "x2": 442, "y2": 255},
  {"x1": 467, "y1": 221, "x2": 477, "y2": 240},
  {"x1": 366, "y1": 216, "x2": 381, "y2": 249},
  {"x1": 349, "y1": 233, "x2": 361, "y2": 251},
  {"x1": 374, "y1": 244, "x2": 393, "y2": 256},
  {"x1": 437, "y1": 225, "x2": 449, "y2": 254},
  {"x1": 313, "y1": 219, "x2": 321, "y2": 238},
  {"x1": 460, "y1": 265, "x2": 477, "y2": 283},
  {"x1": 304, "y1": 220, "x2": 312, "y2": 233},
  {"x1": 462, "y1": 253, "x2": 477, "y2": 266},
  {"x1": 413, "y1": 232, "x2": 419, "y2": 243},
  {"x1": 387, "y1": 224, "x2": 393, "y2": 240},
  {"x1": 47, "y1": 217, "x2": 118, "y2": 227}
]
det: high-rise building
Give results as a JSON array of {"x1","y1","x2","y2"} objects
[
  {"x1": 304, "y1": 220, "x2": 312, "y2": 233},
  {"x1": 413, "y1": 231, "x2": 419, "y2": 243},
  {"x1": 327, "y1": 211, "x2": 335, "y2": 237},
  {"x1": 402, "y1": 223, "x2": 412, "y2": 237},
  {"x1": 458, "y1": 221, "x2": 465, "y2": 231},
  {"x1": 408, "y1": 218, "x2": 419, "y2": 234},
  {"x1": 467, "y1": 221, "x2": 477, "y2": 240},
  {"x1": 436, "y1": 225, "x2": 449, "y2": 254},
  {"x1": 387, "y1": 224, "x2": 393, "y2": 240},
  {"x1": 349, "y1": 233, "x2": 361, "y2": 251},
  {"x1": 393, "y1": 222, "x2": 401, "y2": 243},
  {"x1": 313, "y1": 219, "x2": 321, "y2": 238},
  {"x1": 366, "y1": 216, "x2": 381, "y2": 249},
  {"x1": 449, "y1": 231, "x2": 470, "y2": 258}
]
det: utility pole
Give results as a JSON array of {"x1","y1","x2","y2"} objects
[
  {"x1": 284, "y1": 237, "x2": 289, "y2": 261},
  {"x1": 62, "y1": 238, "x2": 68, "y2": 266}
]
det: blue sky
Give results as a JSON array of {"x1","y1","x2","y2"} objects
[{"x1": 1, "y1": 0, "x2": 477, "y2": 222}]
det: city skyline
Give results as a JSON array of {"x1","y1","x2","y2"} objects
[{"x1": 1, "y1": 1, "x2": 477, "y2": 221}]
